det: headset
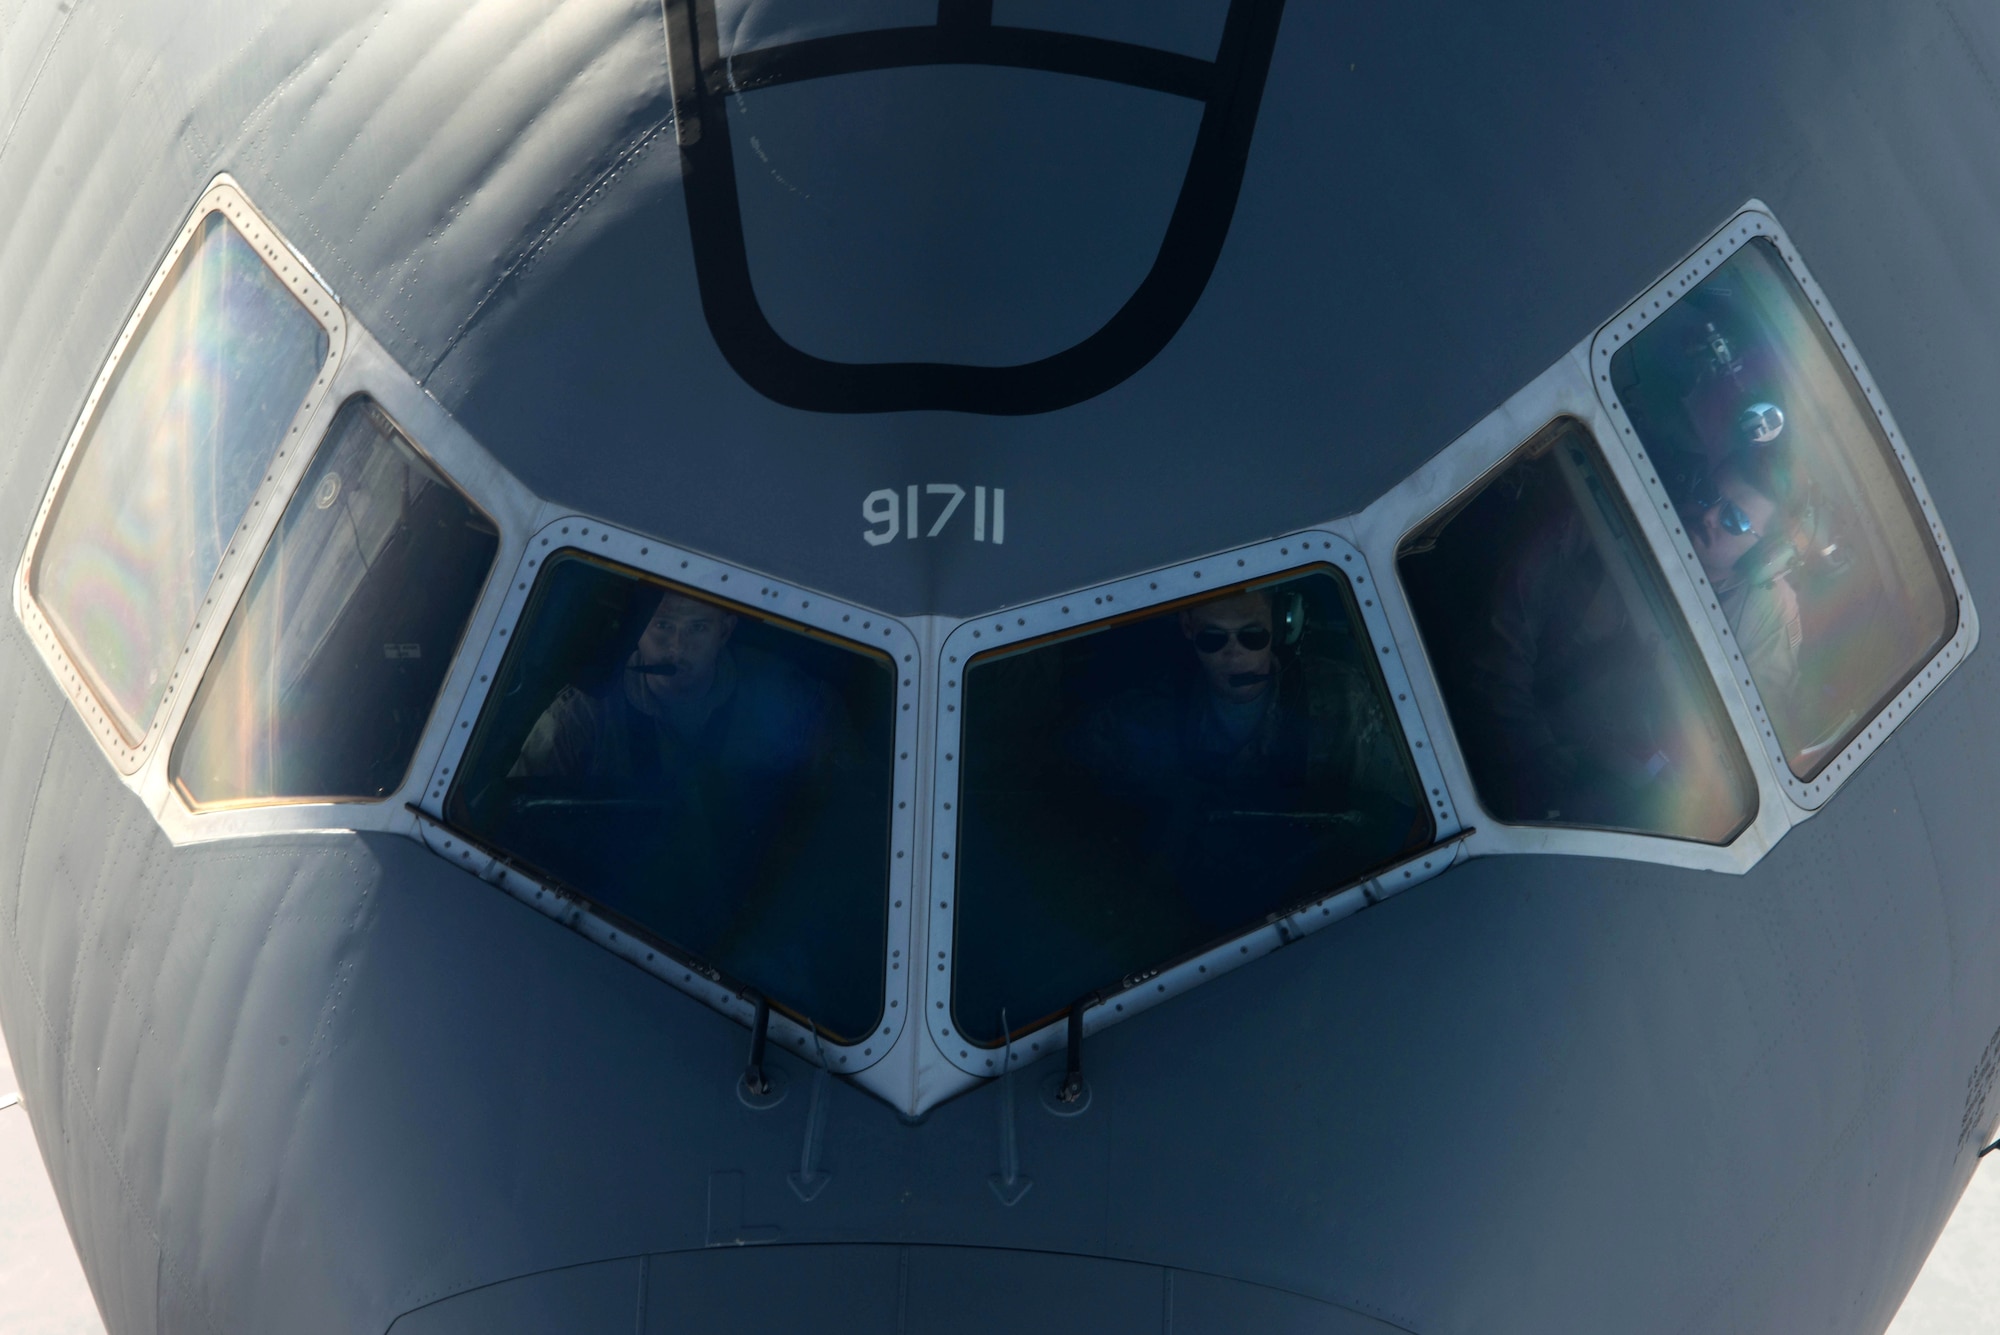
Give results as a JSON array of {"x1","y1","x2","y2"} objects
[{"x1": 1275, "y1": 589, "x2": 1306, "y2": 648}]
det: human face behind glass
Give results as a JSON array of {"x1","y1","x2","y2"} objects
[
  {"x1": 1692, "y1": 472, "x2": 1777, "y2": 582},
  {"x1": 1181, "y1": 593, "x2": 1276, "y2": 704},
  {"x1": 634, "y1": 592, "x2": 735, "y2": 697}
]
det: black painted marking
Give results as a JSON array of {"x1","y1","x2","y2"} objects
[{"x1": 662, "y1": 0, "x2": 1287, "y2": 415}]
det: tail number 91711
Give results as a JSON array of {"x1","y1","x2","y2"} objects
[{"x1": 863, "y1": 485, "x2": 1005, "y2": 547}]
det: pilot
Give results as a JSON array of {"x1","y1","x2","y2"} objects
[
  {"x1": 1076, "y1": 588, "x2": 1419, "y2": 930},
  {"x1": 1466, "y1": 480, "x2": 1669, "y2": 826},
  {"x1": 1465, "y1": 443, "x2": 1802, "y2": 827},
  {"x1": 510, "y1": 585, "x2": 843, "y2": 950},
  {"x1": 1687, "y1": 446, "x2": 1804, "y2": 696},
  {"x1": 514, "y1": 588, "x2": 834, "y2": 780}
]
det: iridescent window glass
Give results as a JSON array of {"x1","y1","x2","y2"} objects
[
  {"x1": 445, "y1": 556, "x2": 895, "y2": 1041},
  {"x1": 1610, "y1": 238, "x2": 1957, "y2": 779},
  {"x1": 171, "y1": 398, "x2": 497, "y2": 807},
  {"x1": 32, "y1": 211, "x2": 330, "y2": 742},
  {"x1": 1399, "y1": 419, "x2": 1758, "y2": 843},
  {"x1": 952, "y1": 570, "x2": 1431, "y2": 1047}
]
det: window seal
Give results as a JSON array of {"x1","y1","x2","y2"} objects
[
  {"x1": 1588, "y1": 204, "x2": 1979, "y2": 812},
  {"x1": 413, "y1": 515, "x2": 923, "y2": 1077},
  {"x1": 14, "y1": 175, "x2": 349, "y2": 776},
  {"x1": 923, "y1": 529, "x2": 1466, "y2": 1079}
]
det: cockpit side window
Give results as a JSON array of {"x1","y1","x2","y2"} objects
[
  {"x1": 30, "y1": 211, "x2": 330, "y2": 743},
  {"x1": 1610, "y1": 237, "x2": 1957, "y2": 781},
  {"x1": 1399, "y1": 419, "x2": 1758, "y2": 844},
  {"x1": 170, "y1": 397, "x2": 498, "y2": 807},
  {"x1": 442, "y1": 554, "x2": 895, "y2": 1042},
  {"x1": 951, "y1": 569, "x2": 1432, "y2": 1047}
]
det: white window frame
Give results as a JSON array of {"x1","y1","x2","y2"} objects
[
  {"x1": 922, "y1": 533, "x2": 1470, "y2": 1082},
  {"x1": 145, "y1": 335, "x2": 538, "y2": 845},
  {"x1": 14, "y1": 176, "x2": 540, "y2": 847},
  {"x1": 16, "y1": 177, "x2": 349, "y2": 775},
  {"x1": 1587, "y1": 204, "x2": 1978, "y2": 812},
  {"x1": 1346, "y1": 360, "x2": 1796, "y2": 873},
  {"x1": 412, "y1": 521, "x2": 927, "y2": 1083}
]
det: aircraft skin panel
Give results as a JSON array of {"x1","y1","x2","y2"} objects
[
  {"x1": 0, "y1": 728, "x2": 1992, "y2": 1333},
  {"x1": 382, "y1": 1248, "x2": 1411, "y2": 1334},
  {"x1": 0, "y1": 0, "x2": 1996, "y2": 1333}
]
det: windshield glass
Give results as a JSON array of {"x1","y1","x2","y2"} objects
[
  {"x1": 171, "y1": 398, "x2": 497, "y2": 806},
  {"x1": 952, "y1": 570, "x2": 1431, "y2": 1047},
  {"x1": 1399, "y1": 419, "x2": 1758, "y2": 842},
  {"x1": 33, "y1": 211, "x2": 330, "y2": 742},
  {"x1": 445, "y1": 555, "x2": 895, "y2": 1042},
  {"x1": 1611, "y1": 237, "x2": 1957, "y2": 779}
]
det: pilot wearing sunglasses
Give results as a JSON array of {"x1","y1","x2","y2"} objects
[
  {"x1": 1689, "y1": 448, "x2": 1804, "y2": 696},
  {"x1": 1182, "y1": 595, "x2": 1286, "y2": 727},
  {"x1": 1076, "y1": 587, "x2": 1421, "y2": 932}
]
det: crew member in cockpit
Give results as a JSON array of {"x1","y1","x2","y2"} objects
[
  {"x1": 1465, "y1": 443, "x2": 1803, "y2": 827},
  {"x1": 1467, "y1": 483, "x2": 1668, "y2": 826},
  {"x1": 1076, "y1": 588, "x2": 1419, "y2": 930},
  {"x1": 509, "y1": 586, "x2": 841, "y2": 948},
  {"x1": 513, "y1": 588, "x2": 834, "y2": 783},
  {"x1": 1687, "y1": 446, "x2": 1804, "y2": 695}
]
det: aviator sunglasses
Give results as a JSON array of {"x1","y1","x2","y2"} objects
[
  {"x1": 1193, "y1": 626, "x2": 1273, "y2": 654},
  {"x1": 1716, "y1": 498, "x2": 1761, "y2": 539}
]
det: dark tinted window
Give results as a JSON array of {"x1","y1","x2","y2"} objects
[
  {"x1": 445, "y1": 555, "x2": 894, "y2": 1041},
  {"x1": 172, "y1": 398, "x2": 496, "y2": 806},
  {"x1": 1611, "y1": 237, "x2": 1956, "y2": 779},
  {"x1": 1399, "y1": 419, "x2": 1757, "y2": 843},
  {"x1": 953, "y1": 570, "x2": 1431, "y2": 1046}
]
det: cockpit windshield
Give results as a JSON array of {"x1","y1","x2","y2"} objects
[
  {"x1": 444, "y1": 555, "x2": 895, "y2": 1041},
  {"x1": 171, "y1": 397, "x2": 498, "y2": 807},
  {"x1": 32, "y1": 211, "x2": 330, "y2": 742},
  {"x1": 1611, "y1": 238, "x2": 1957, "y2": 780},
  {"x1": 951, "y1": 570, "x2": 1432, "y2": 1046},
  {"x1": 1400, "y1": 419, "x2": 1758, "y2": 843}
]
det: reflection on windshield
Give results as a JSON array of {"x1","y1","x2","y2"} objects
[
  {"x1": 445, "y1": 556, "x2": 894, "y2": 1041},
  {"x1": 1400, "y1": 419, "x2": 1757, "y2": 842},
  {"x1": 33, "y1": 212, "x2": 329, "y2": 742},
  {"x1": 953, "y1": 571, "x2": 1431, "y2": 1046},
  {"x1": 172, "y1": 398, "x2": 497, "y2": 806},
  {"x1": 1612, "y1": 237, "x2": 1957, "y2": 779}
]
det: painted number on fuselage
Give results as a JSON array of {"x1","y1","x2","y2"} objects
[{"x1": 863, "y1": 485, "x2": 1005, "y2": 546}]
